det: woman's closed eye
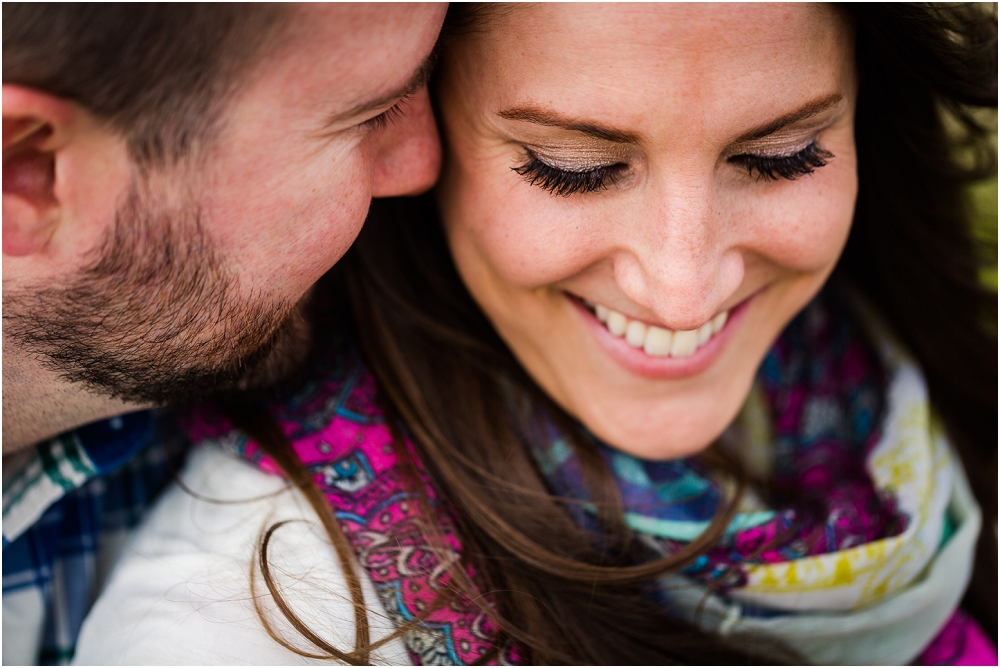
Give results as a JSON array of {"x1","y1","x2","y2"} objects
[
  {"x1": 728, "y1": 141, "x2": 834, "y2": 182},
  {"x1": 513, "y1": 141, "x2": 835, "y2": 196},
  {"x1": 513, "y1": 148, "x2": 627, "y2": 197}
]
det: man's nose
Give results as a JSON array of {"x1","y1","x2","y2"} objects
[
  {"x1": 612, "y1": 181, "x2": 744, "y2": 330},
  {"x1": 370, "y1": 87, "x2": 442, "y2": 198}
]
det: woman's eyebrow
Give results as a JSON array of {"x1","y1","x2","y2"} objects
[
  {"x1": 733, "y1": 93, "x2": 844, "y2": 143},
  {"x1": 497, "y1": 107, "x2": 641, "y2": 144},
  {"x1": 498, "y1": 93, "x2": 842, "y2": 145}
]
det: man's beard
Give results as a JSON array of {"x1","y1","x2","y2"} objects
[{"x1": 3, "y1": 182, "x2": 312, "y2": 406}]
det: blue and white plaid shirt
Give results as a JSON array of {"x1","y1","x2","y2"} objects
[{"x1": 2, "y1": 410, "x2": 187, "y2": 665}]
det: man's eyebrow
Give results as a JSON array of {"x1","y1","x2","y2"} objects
[
  {"x1": 497, "y1": 107, "x2": 641, "y2": 144},
  {"x1": 326, "y1": 52, "x2": 437, "y2": 126},
  {"x1": 733, "y1": 93, "x2": 844, "y2": 143}
]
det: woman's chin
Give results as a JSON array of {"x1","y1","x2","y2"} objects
[{"x1": 582, "y1": 410, "x2": 732, "y2": 461}]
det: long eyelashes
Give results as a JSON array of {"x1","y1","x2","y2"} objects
[
  {"x1": 514, "y1": 142, "x2": 834, "y2": 196},
  {"x1": 728, "y1": 142, "x2": 834, "y2": 182},
  {"x1": 513, "y1": 150, "x2": 626, "y2": 196}
]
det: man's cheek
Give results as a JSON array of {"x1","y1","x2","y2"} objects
[
  {"x1": 221, "y1": 182, "x2": 368, "y2": 305},
  {"x1": 321, "y1": 192, "x2": 369, "y2": 264},
  {"x1": 286, "y1": 185, "x2": 370, "y2": 290}
]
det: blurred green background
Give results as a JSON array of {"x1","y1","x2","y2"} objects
[{"x1": 970, "y1": 176, "x2": 998, "y2": 291}]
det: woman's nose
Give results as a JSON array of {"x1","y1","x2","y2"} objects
[
  {"x1": 371, "y1": 87, "x2": 442, "y2": 198},
  {"x1": 611, "y1": 180, "x2": 744, "y2": 330}
]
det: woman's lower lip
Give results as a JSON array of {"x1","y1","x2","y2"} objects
[{"x1": 569, "y1": 294, "x2": 753, "y2": 380}]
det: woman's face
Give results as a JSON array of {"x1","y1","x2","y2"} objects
[{"x1": 436, "y1": 4, "x2": 858, "y2": 460}]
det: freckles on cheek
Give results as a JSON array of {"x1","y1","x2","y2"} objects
[
  {"x1": 448, "y1": 156, "x2": 597, "y2": 292},
  {"x1": 751, "y1": 184, "x2": 855, "y2": 274},
  {"x1": 468, "y1": 205, "x2": 590, "y2": 290},
  {"x1": 460, "y1": 190, "x2": 595, "y2": 291},
  {"x1": 450, "y1": 176, "x2": 537, "y2": 289}
]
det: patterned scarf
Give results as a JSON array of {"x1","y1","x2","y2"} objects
[{"x1": 186, "y1": 294, "x2": 977, "y2": 664}]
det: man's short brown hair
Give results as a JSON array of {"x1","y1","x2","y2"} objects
[{"x1": 3, "y1": 3, "x2": 288, "y2": 166}]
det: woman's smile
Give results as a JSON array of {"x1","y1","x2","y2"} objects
[{"x1": 567, "y1": 290, "x2": 748, "y2": 379}]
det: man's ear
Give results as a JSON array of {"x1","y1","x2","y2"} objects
[{"x1": 3, "y1": 86, "x2": 78, "y2": 257}]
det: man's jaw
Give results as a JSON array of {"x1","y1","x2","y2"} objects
[
  {"x1": 2, "y1": 346, "x2": 152, "y2": 456},
  {"x1": 1, "y1": 301, "x2": 311, "y2": 457},
  {"x1": 232, "y1": 300, "x2": 314, "y2": 394}
]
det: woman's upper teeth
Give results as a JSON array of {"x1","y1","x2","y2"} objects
[{"x1": 589, "y1": 302, "x2": 728, "y2": 358}]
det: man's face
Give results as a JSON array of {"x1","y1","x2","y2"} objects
[{"x1": 4, "y1": 4, "x2": 445, "y2": 405}]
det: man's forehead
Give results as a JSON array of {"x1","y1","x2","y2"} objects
[{"x1": 281, "y1": 3, "x2": 443, "y2": 122}]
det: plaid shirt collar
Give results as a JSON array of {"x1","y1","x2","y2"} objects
[
  {"x1": 2, "y1": 410, "x2": 156, "y2": 548},
  {"x1": 2, "y1": 409, "x2": 185, "y2": 665}
]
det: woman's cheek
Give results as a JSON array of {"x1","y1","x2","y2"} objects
[
  {"x1": 460, "y1": 176, "x2": 593, "y2": 289},
  {"x1": 746, "y1": 169, "x2": 857, "y2": 275},
  {"x1": 789, "y1": 145, "x2": 858, "y2": 271}
]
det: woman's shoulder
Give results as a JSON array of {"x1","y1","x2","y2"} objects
[{"x1": 73, "y1": 445, "x2": 410, "y2": 665}]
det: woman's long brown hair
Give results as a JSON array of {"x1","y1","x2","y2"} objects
[{"x1": 219, "y1": 4, "x2": 997, "y2": 664}]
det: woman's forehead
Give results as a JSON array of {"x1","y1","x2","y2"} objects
[
  {"x1": 450, "y1": 3, "x2": 855, "y2": 146},
  {"x1": 464, "y1": 4, "x2": 851, "y2": 90},
  {"x1": 487, "y1": 3, "x2": 847, "y2": 45}
]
